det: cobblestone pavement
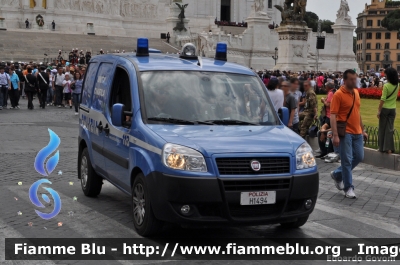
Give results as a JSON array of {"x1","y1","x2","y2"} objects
[{"x1": 0, "y1": 101, "x2": 400, "y2": 265}]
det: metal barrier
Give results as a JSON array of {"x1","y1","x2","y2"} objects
[{"x1": 364, "y1": 126, "x2": 400, "y2": 154}]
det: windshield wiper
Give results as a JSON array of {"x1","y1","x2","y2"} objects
[
  {"x1": 205, "y1": 119, "x2": 258, "y2": 125},
  {"x1": 148, "y1": 117, "x2": 214, "y2": 125}
]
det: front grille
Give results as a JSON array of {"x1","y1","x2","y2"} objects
[
  {"x1": 222, "y1": 179, "x2": 291, "y2": 192},
  {"x1": 216, "y1": 157, "x2": 290, "y2": 175},
  {"x1": 228, "y1": 202, "x2": 284, "y2": 218}
]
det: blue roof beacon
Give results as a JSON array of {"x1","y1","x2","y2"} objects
[{"x1": 78, "y1": 38, "x2": 319, "y2": 236}]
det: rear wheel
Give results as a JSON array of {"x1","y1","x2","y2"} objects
[
  {"x1": 280, "y1": 216, "x2": 309, "y2": 228},
  {"x1": 132, "y1": 173, "x2": 163, "y2": 236},
  {"x1": 79, "y1": 148, "x2": 102, "y2": 197}
]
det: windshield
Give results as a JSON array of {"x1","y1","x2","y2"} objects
[{"x1": 140, "y1": 71, "x2": 278, "y2": 125}]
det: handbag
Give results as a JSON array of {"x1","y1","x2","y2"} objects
[
  {"x1": 336, "y1": 92, "x2": 355, "y2": 138},
  {"x1": 308, "y1": 120, "x2": 319, "y2": 138},
  {"x1": 385, "y1": 83, "x2": 398, "y2": 100}
]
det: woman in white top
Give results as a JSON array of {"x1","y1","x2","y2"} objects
[{"x1": 266, "y1": 78, "x2": 284, "y2": 112}]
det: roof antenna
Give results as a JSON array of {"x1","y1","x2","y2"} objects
[{"x1": 197, "y1": 56, "x2": 203, "y2": 67}]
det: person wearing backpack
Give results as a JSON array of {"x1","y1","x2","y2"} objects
[
  {"x1": 24, "y1": 67, "x2": 37, "y2": 110},
  {"x1": 0, "y1": 66, "x2": 11, "y2": 110},
  {"x1": 377, "y1": 67, "x2": 399, "y2": 154},
  {"x1": 37, "y1": 66, "x2": 50, "y2": 109}
]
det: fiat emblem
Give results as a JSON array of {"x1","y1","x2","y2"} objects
[{"x1": 250, "y1": 160, "x2": 261, "y2": 171}]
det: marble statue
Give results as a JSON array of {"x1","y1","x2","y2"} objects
[
  {"x1": 336, "y1": 0, "x2": 353, "y2": 25},
  {"x1": 253, "y1": 0, "x2": 267, "y2": 16},
  {"x1": 275, "y1": 0, "x2": 307, "y2": 25}
]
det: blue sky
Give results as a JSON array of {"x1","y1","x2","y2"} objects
[{"x1": 307, "y1": 0, "x2": 369, "y2": 24}]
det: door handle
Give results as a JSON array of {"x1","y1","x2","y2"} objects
[
  {"x1": 104, "y1": 124, "x2": 110, "y2": 136},
  {"x1": 96, "y1": 122, "x2": 103, "y2": 133}
]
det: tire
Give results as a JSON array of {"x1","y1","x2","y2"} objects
[
  {"x1": 79, "y1": 148, "x2": 102, "y2": 197},
  {"x1": 280, "y1": 216, "x2": 309, "y2": 228},
  {"x1": 132, "y1": 173, "x2": 163, "y2": 236}
]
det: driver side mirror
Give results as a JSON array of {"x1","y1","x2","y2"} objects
[
  {"x1": 111, "y1": 103, "x2": 125, "y2": 127},
  {"x1": 278, "y1": 107, "x2": 289, "y2": 127}
]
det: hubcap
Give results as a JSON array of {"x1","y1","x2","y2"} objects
[
  {"x1": 81, "y1": 155, "x2": 88, "y2": 188},
  {"x1": 133, "y1": 183, "x2": 145, "y2": 226}
]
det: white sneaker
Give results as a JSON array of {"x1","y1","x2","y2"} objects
[
  {"x1": 345, "y1": 188, "x2": 357, "y2": 199},
  {"x1": 331, "y1": 171, "x2": 344, "y2": 190},
  {"x1": 314, "y1": 149, "x2": 321, "y2": 154},
  {"x1": 16, "y1": 106, "x2": 20, "y2": 109},
  {"x1": 75, "y1": 112, "x2": 79, "y2": 115},
  {"x1": 325, "y1": 153, "x2": 340, "y2": 163}
]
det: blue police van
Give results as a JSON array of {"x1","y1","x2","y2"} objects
[{"x1": 78, "y1": 38, "x2": 319, "y2": 236}]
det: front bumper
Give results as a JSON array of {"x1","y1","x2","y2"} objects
[{"x1": 147, "y1": 171, "x2": 319, "y2": 225}]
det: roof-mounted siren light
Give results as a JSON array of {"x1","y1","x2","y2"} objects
[
  {"x1": 180, "y1": 43, "x2": 197, "y2": 59},
  {"x1": 215, "y1": 42, "x2": 227, "y2": 62},
  {"x1": 136, "y1": 38, "x2": 149, "y2": 57}
]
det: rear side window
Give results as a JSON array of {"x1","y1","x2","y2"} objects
[{"x1": 81, "y1": 63, "x2": 99, "y2": 107}]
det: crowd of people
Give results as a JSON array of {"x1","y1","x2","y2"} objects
[
  {"x1": 256, "y1": 68, "x2": 399, "y2": 154},
  {"x1": 0, "y1": 61, "x2": 86, "y2": 115},
  {"x1": 214, "y1": 18, "x2": 248, "y2": 27}
]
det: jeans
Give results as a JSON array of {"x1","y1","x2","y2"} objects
[
  {"x1": 9, "y1": 89, "x2": 19, "y2": 107},
  {"x1": 1, "y1": 86, "x2": 8, "y2": 106},
  {"x1": 47, "y1": 86, "x2": 54, "y2": 104},
  {"x1": 332, "y1": 134, "x2": 364, "y2": 192},
  {"x1": 72, "y1": 93, "x2": 80, "y2": 112},
  {"x1": 55, "y1": 86, "x2": 63, "y2": 106}
]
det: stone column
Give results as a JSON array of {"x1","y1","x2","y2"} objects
[
  {"x1": 331, "y1": 23, "x2": 358, "y2": 71},
  {"x1": 22, "y1": 0, "x2": 31, "y2": 9},
  {"x1": 273, "y1": 24, "x2": 311, "y2": 72},
  {"x1": 46, "y1": 0, "x2": 55, "y2": 10},
  {"x1": 244, "y1": 13, "x2": 271, "y2": 68}
]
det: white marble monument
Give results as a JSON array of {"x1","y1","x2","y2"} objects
[{"x1": 0, "y1": 0, "x2": 358, "y2": 71}]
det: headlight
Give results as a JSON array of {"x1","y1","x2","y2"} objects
[
  {"x1": 162, "y1": 143, "x2": 207, "y2": 172},
  {"x1": 296, "y1": 143, "x2": 316, "y2": 170}
]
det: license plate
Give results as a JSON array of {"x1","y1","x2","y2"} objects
[{"x1": 240, "y1": 191, "x2": 276, "y2": 205}]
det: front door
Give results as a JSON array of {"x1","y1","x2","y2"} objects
[{"x1": 103, "y1": 62, "x2": 134, "y2": 192}]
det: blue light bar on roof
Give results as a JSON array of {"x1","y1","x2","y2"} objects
[
  {"x1": 215, "y1": 42, "x2": 227, "y2": 62},
  {"x1": 137, "y1": 38, "x2": 149, "y2": 57}
]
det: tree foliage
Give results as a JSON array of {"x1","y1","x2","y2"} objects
[
  {"x1": 382, "y1": 9, "x2": 400, "y2": 31},
  {"x1": 304, "y1": 11, "x2": 334, "y2": 33}
]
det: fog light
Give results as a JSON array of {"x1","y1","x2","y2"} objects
[
  {"x1": 304, "y1": 199, "x2": 313, "y2": 210},
  {"x1": 181, "y1": 205, "x2": 191, "y2": 215}
]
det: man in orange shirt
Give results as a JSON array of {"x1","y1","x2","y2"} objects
[{"x1": 330, "y1": 69, "x2": 368, "y2": 199}]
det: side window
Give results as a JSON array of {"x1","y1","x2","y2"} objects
[
  {"x1": 109, "y1": 67, "x2": 132, "y2": 127},
  {"x1": 81, "y1": 63, "x2": 99, "y2": 107},
  {"x1": 92, "y1": 63, "x2": 114, "y2": 112}
]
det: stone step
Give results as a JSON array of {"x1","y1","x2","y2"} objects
[{"x1": 0, "y1": 30, "x2": 176, "y2": 62}]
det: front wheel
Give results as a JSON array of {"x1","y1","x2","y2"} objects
[
  {"x1": 132, "y1": 173, "x2": 163, "y2": 236},
  {"x1": 280, "y1": 215, "x2": 309, "y2": 228},
  {"x1": 79, "y1": 148, "x2": 102, "y2": 197}
]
